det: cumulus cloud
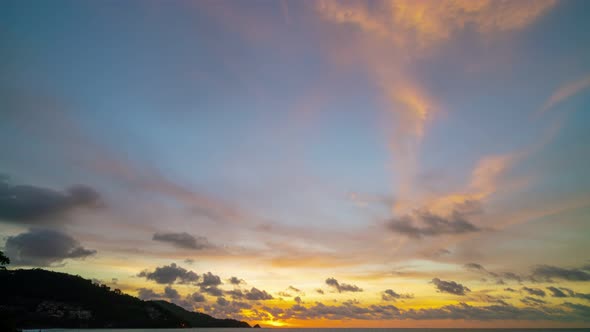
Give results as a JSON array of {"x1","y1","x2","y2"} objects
[
  {"x1": 164, "y1": 285, "x2": 180, "y2": 299},
  {"x1": 431, "y1": 278, "x2": 470, "y2": 296},
  {"x1": 137, "y1": 286, "x2": 201, "y2": 310},
  {"x1": 382, "y1": 289, "x2": 413, "y2": 301},
  {"x1": 190, "y1": 292, "x2": 207, "y2": 303},
  {"x1": 202, "y1": 286, "x2": 223, "y2": 297},
  {"x1": 4, "y1": 228, "x2": 96, "y2": 266},
  {"x1": 195, "y1": 271, "x2": 223, "y2": 296},
  {"x1": 245, "y1": 287, "x2": 274, "y2": 301},
  {"x1": 388, "y1": 208, "x2": 480, "y2": 238},
  {"x1": 137, "y1": 286, "x2": 180, "y2": 301},
  {"x1": 207, "y1": 298, "x2": 252, "y2": 319},
  {"x1": 0, "y1": 178, "x2": 102, "y2": 224},
  {"x1": 217, "y1": 297, "x2": 229, "y2": 306},
  {"x1": 522, "y1": 287, "x2": 546, "y2": 297},
  {"x1": 226, "y1": 287, "x2": 273, "y2": 301},
  {"x1": 138, "y1": 263, "x2": 199, "y2": 284},
  {"x1": 531, "y1": 265, "x2": 590, "y2": 281},
  {"x1": 228, "y1": 276, "x2": 244, "y2": 285},
  {"x1": 153, "y1": 232, "x2": 211, "y2": 250},
  {"x1": 199, "y1": 271, "x2": 222, "y2": 287},
  {"x1": 137, "y1": 288, "x2": 160, "y2": 300},
  {"x1": 325, "y1": 277, "x2": 363, "y2": 293}
]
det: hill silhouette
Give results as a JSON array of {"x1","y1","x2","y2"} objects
[{"x1": 0, "y1": 268, "x2": 251, "y2": 330}]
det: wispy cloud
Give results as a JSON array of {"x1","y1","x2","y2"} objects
[{"x1": 539, "y1": 74, "x2": 590, "y2": 114}]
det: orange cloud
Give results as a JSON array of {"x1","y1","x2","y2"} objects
[
  {"x1": 315, "y1": 0, "x2": 556, "y2": 212},
  {"x1": 317, "y1": 0, "x2": 556, "y2": 51}
]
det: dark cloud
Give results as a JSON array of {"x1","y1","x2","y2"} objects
[
  {"x1": 382, "y1": 289, "x2": 413, "y2": 301},
  {"x1": 431, "y1": 278, "x2": 470, "y2": 296},
  {"x1": 137, "y1": 286, "x2": 199, "y2": 310},
  {"x1": 201, "y1": 286, "x2": 224, "y2": 297},
  {"x1": 402, "y1": 302, "x2": 557, "y2": 321},
  {"x1": 228, "y1": 276, "x2": 244, "y2": 285},
  {"x1": 226, "y1": 289, "x2": 245, "y2": 299},
  {"x1": 207, "y1": 299, "x2": 252, "y2": 319},
  {"x1": 500, "y1": 272, "x2": 523, "y2": 283},
  {"x1": 138, "y1": 263, "x2": 199, "y2": 284},
  {"x1": 195, "y1": 272, "x2": 223, "y2": 296},
  {"x1": 164, "y1": 286, "x2": 180, "y2": 299},
  {"x1": 521, "y1": 287, "x2": 546, "y2": 297},
  {"x1": 387, "y1": 207, "x2": 480, "y2": 238},
  {"x1": 153, "y1": 232, "x2": 211, "y2": 250},
  {"x1": 199, "y1": 272, "x2": 222, "y2": 287},
  {"x1": 217, "y1": 297, "x2": 229, "y2": 306},
  {"x1": 4, "y1": 228, "x2": 96, "y2": 266},
  {"x1": 325, "y1": 277, "x2": 363, "y2": 293},
  {"x1": 229, "y1": 287, "x2": 273, "y2": 301},
  {"x1": 462, "y1": 263, "x2": 529, "y2": 286},
  {"x1": 190, "y1": 292, "x2": 206, "y2": 303},
  {"x1": 316, "y1": 289, "x2": 325, "y2": 294},
  {"x1": 472, "y1": 294, "x2": 510, "y2": 306},
  {"x1": 137, "y1": 288, "x2": 160, "y2": 300},
  {"x1": 563, "y1": 302, "x2": 590, "y2": 319},
  {"x1": 547, "y1": 286, "x2": 567, "y2": 298},
  {"x1": 546, "y1": 287, "x2": 590, "y2": 301},
  {"x1": 184, "y1": 258, "x2": 195, "y2": 264},
  {"x1": 504, "y1": 287, "x2": 517, "y2": 292},
  {"x1": 288, "y1": 285, "x2": 302, "y2": 293},
  {"x1": 531, "y1": 265, "x2": 590, "y2": 282},
  {"x1": 521, "y1": 296, "x2": 546, "y2": 306},
  {"x1": 244, "y1": 287, "x2": 273, "y2": 301},
  {"x1": 137, "y1": 286, "x2": 180, "y2": 301},
  {"x1": 0, "y1": 178, "x2": 102, "y2": 224}
]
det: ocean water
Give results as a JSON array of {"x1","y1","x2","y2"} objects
[{"x1": 26, "y1": 329, "x2": 590, "y2": 332}]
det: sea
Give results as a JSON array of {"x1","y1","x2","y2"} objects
[{"x1": 23, "y1": 329, "x2": 590, "y2": 332}]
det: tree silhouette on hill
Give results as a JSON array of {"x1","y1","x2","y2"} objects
[{"x1": 0, "y1": 250, "x2": 9, "y2": 270}]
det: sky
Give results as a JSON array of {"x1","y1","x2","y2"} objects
[{"x1": 1, "y1": 0, "x2": 590, "y2": 328}]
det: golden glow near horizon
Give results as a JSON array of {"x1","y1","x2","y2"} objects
[{"x1": 1, "y1": 0, "x2": 590, "y2": 328}]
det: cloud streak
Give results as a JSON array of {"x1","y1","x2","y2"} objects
[
  {"x1": 0, "y1": 177, "x2": 102, "y2": 224},
  {"x1": 153, "y1": 232, "x2": 212, "y2": 250},
  {"x1": 388, "y1": 208, "x2": 480, "y2": 238},
  {"x1": 539, "y1": 74, "x2": 590, "y2": 114}
]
